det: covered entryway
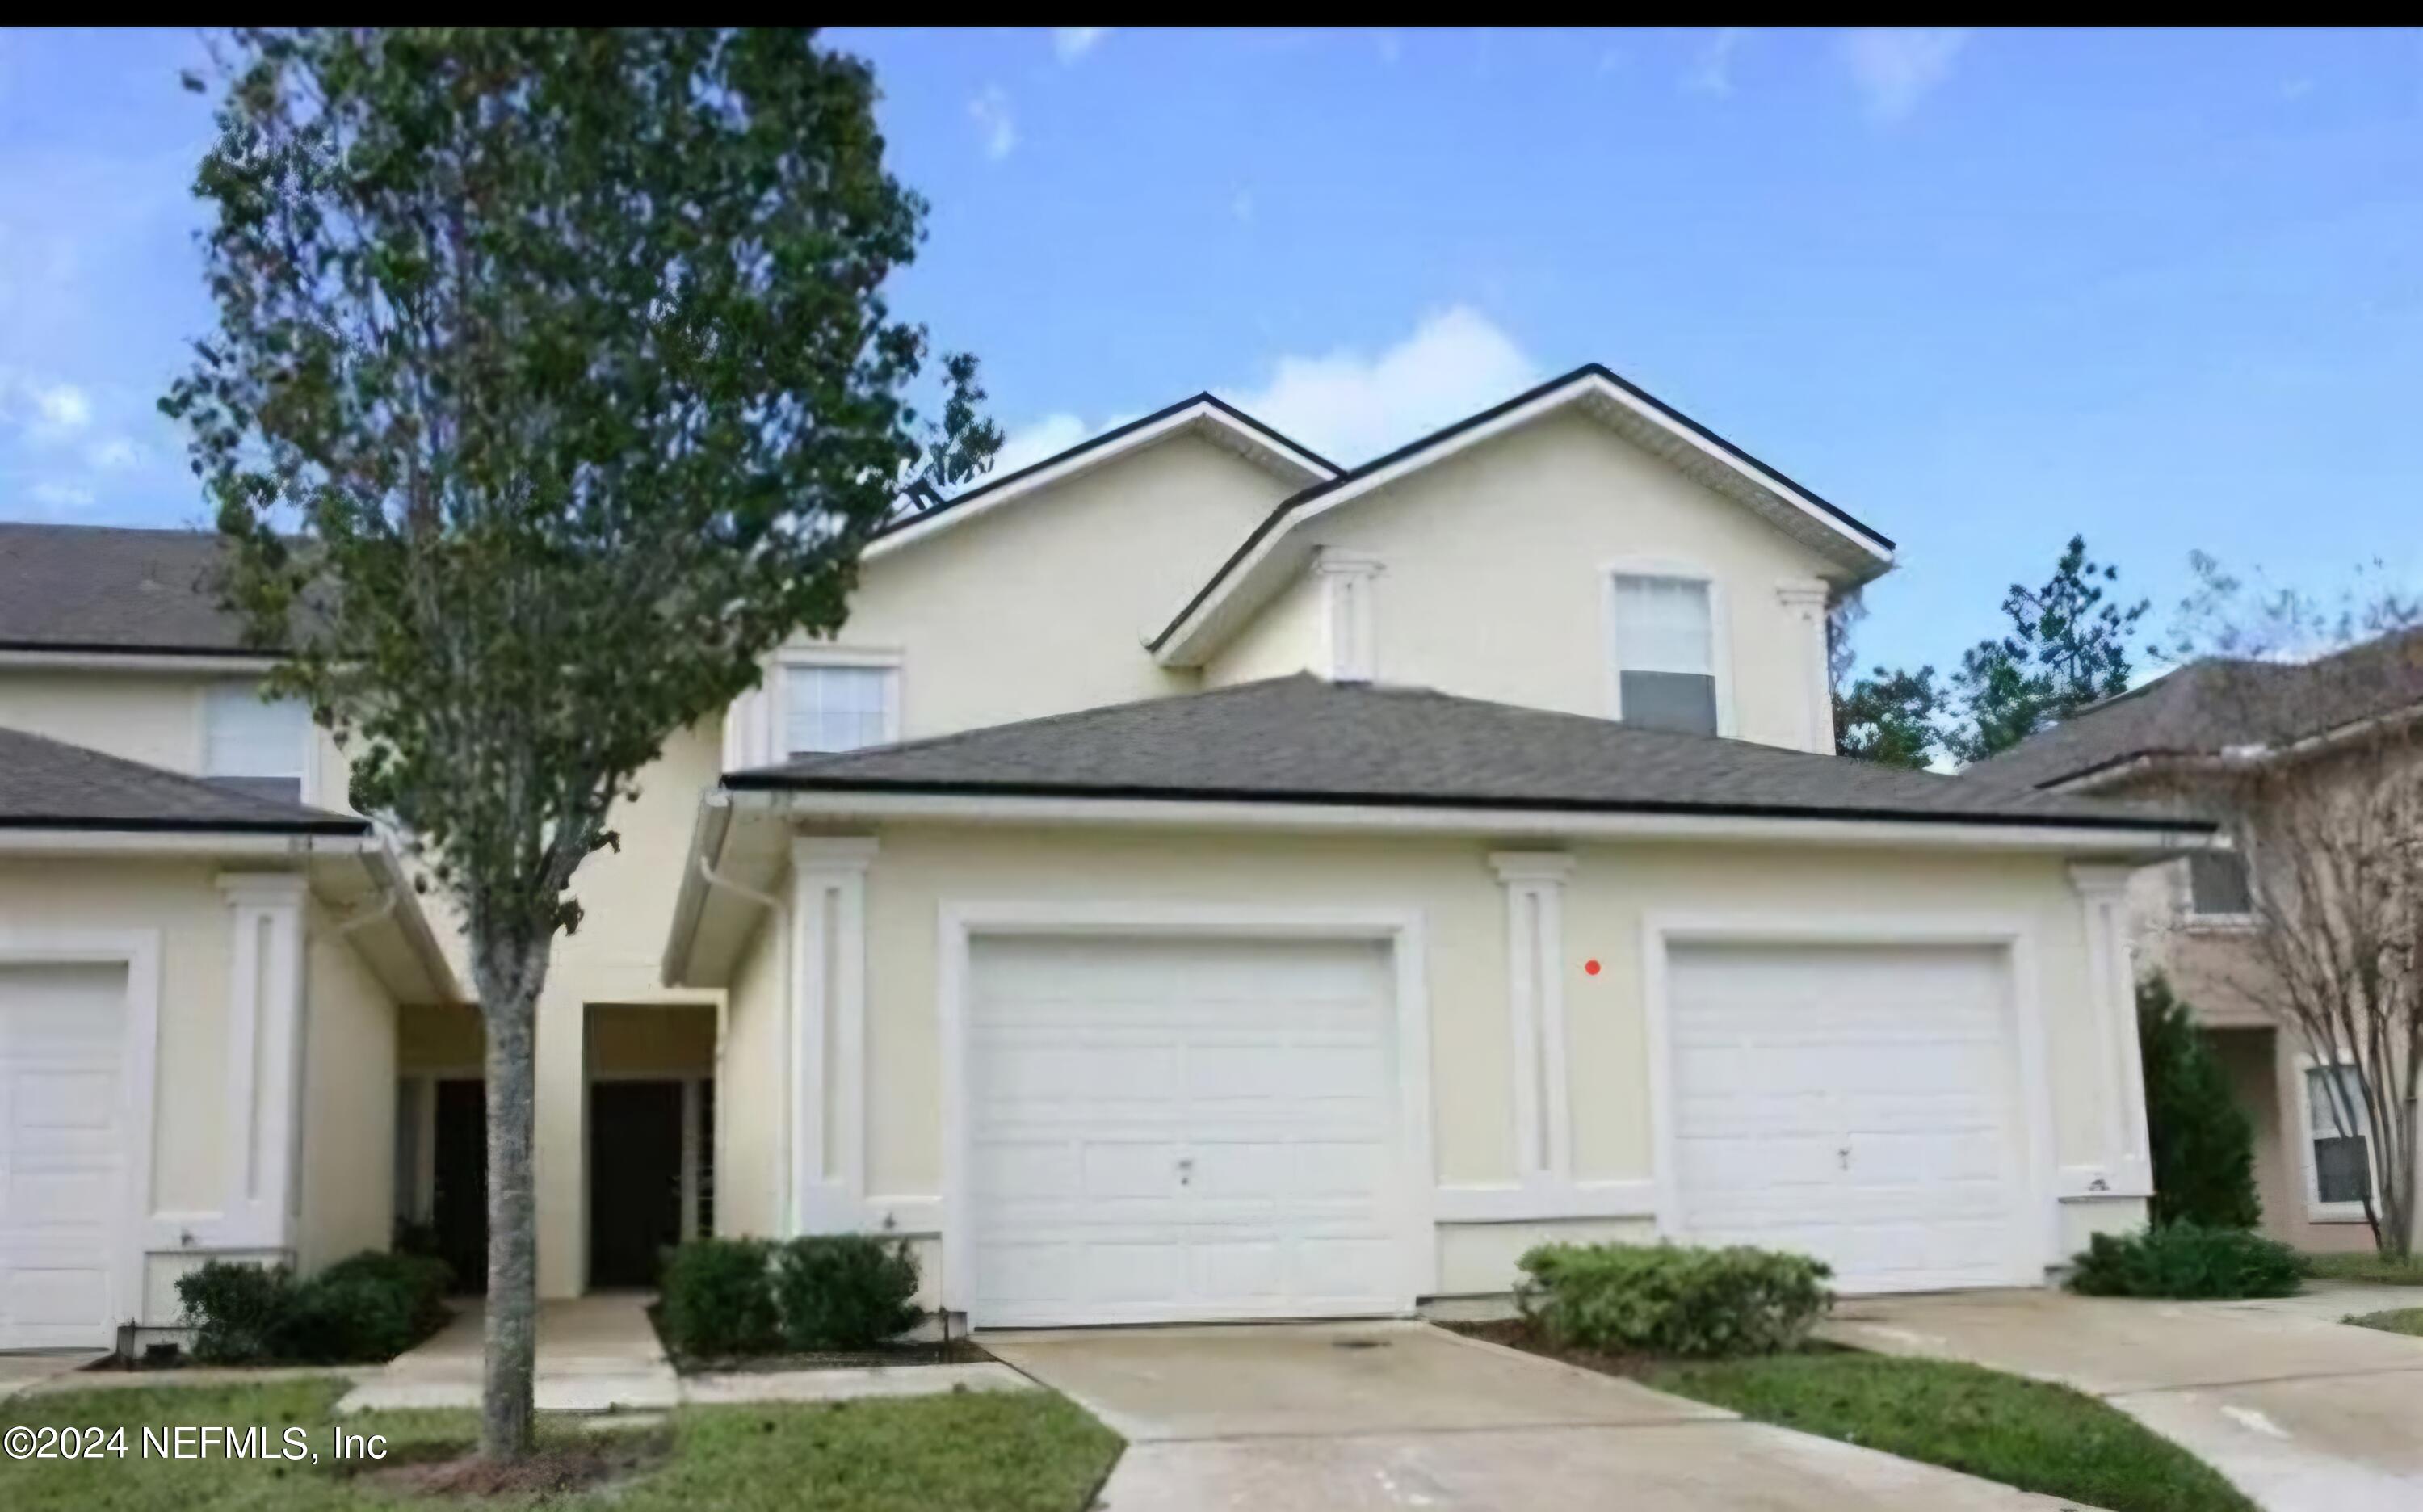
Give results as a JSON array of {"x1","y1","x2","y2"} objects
[
  {"x1": 965, "y1": 933, "x2": 1409, "y2": 1327},
  {"x1": 0, "y1": 961, "x2": 130, "y2": 1350},
  {"x1": 584, "y1": 1004, "x2": 716, "y2": 1292},
  {"x1": 1667, "y1": 941, "x2": 2039, "y2": 1293}
]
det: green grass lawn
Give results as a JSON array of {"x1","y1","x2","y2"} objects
[
  {"x1": 2345, "y1": 1307, "x2": 2423, "y2": 1337},
  {"x1": 1650, "y1": 1353, "x2": 2257, "y2": 1512},
  {"x1": 2303, "y1": 1250, "x2": 2423, "y2": 1286},
  {"x1": 0, "y1": 1379, "x2": 1120, "y2": 1512}
]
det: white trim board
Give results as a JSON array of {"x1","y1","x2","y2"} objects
[
  {"x1": 933, "y1": 901, "x2": 1436, "y2": 1323},
  {"x1": 1639, "y1": 912, "x2": 2063, "y2": 1287},
  {"x1": 0, "y1": 928, "x2": 162, "y2": 1342}
]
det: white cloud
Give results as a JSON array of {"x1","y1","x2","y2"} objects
[
  {"x1": 968, "y1": 86, "x2": 1017, "y2": 162},
  {"x1": 992, "y1": 413, "x2": 1094, "y2": 477},
  {"x1": 1685, "y1": 27, "x2": 1750, "y2": 98},
  {"x1": 1052, "y1": 27, "x2": 1109, "y2": 64},
  {"x1": 28, "y1": 480, "x2": 94, "y2": 510},
  {"x1": 86, "y1": 435, "x2": 142, "y2": 471},
  {"x1": 1838, "y1": 28, "x2": 1972, "y2": 124},
  {"x1": 1220, "y1": 306, "x2": 1539, "y2": 466}
]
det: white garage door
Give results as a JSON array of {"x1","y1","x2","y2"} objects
[
  {"x1": 1669, "y1": 943, "x2": 2035, "y2": 1294},
  {"x1": 967, "y1": 934, "x2": 1407, "y2": 1327},
  {"x1": 1, "y1": 962, "x2": 131, "y2": 1350}
]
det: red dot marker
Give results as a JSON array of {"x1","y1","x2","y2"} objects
[{"x1": 1583, "y1": 959, "x2": 1602, "y2": 976}]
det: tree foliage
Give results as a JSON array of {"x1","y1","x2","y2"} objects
[
  {"x1": 1946, "y1": 535, "x2": 2148, "y2": 762},
  {"x1": 164, "y1": 27, "x2": 993, "y2": 1455},
  {"x1": 2136, "y1": 974, "x2": 2261, "y2": 1232},
  {"x1": 1827, "y1": 590, "x2": 1942, "y2": 769}
]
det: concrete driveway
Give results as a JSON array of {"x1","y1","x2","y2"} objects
[
  {"x1": 981, "y1": 1321, "x2": 2097, "y2": 1510},
  {"x1": 1824, "y1": 1287, "x2": 2423, "y2": 1512}
]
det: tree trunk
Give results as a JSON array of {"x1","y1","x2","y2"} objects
[{"x1": 477, "y1": 950, "x2": 545, "y2": 1461}]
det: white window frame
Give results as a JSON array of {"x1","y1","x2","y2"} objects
[
  {"x1": 772, "y1": 647, "x2": 902, "y2": 761},
  {"x1": 2177, "y1": 836, "x2": 2260, "y2": 933},
  {"x1": 2292, "y1": 1054, "x2": 2378, "y2": 1224},
  {"x1": 199, "y1": 681, "x2": 317, "y2": 806},
  {"x1": 1602, "y1": 561, "x2": 1734, "y2": 739}
]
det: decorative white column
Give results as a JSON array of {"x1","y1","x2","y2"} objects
[
  {"x1": 1491, "y1": 851, "x2": 1577, "y2": 1183},
  {"x1": 216, "y1": 872, "x2": 309, "y2": 1249},
  {"x1": 1776, "y1": 579, "x2": 1834, "y2": 754},
  {"x1": 2068, "y1": 863, "x2": 2152, "y2": 1196},
  {"x1": 790, "y1": 837, "x2": 876, "y2": 1233},
  {"x1": 1315, "y1": 551, "x2": 1384, "y2": 683}
]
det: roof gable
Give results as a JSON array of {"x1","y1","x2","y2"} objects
[
  {"x1": 1150, "y1": 365, "x2": 1896, "y2": 667},
  {"x1": 864, "y1": 393, "x2": 1338, "y2": 562}
]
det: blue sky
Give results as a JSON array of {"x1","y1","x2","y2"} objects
[{"x1": 2, "y1": 27, "x2": 2417, "y2": 674}]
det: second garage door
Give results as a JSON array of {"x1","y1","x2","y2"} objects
[
  {"x1": 1669, "y1": 941, "x2": 2038, "y2": 1294},
  {"x1": 966, "y1": 934, "x2": 1406, "y2": 1327},
  {"x1": 2, "y1": 962, "x2": 131, "y2": 1350}
]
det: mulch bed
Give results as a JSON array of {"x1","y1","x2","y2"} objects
[
  {"x1": 1443, "y1": 1317, "x2": 1846, "y2": 1379},
  {"x1": 342, "y1": 1428, "x2": 672, "y2": 1499},
  {"x1": 646, "y1": 1304, "x2": 994, "y2": 1376}
]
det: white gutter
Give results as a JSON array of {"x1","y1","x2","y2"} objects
[
  {"x1": 725, "y1": 786, "x2": 2219, "y2": 855},
  {"x1": 0, "y1": 649, "x2": 279, "y2": 674},
  {"x1": 0, "y1": 828, "x2": 378, "y2": 857}
]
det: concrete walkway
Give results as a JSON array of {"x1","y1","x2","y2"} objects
[
  {"x1": 338, "y1": 1292, "x2": 1031, "y2": 1413},
  {"x1": 983, "y1": 1321, "x2": 2098, "y2": 1511},
  {"x1": 1823, "y1": 1287, "x2": 2423, "y2": 1512},
  {"x1": 0, "y1": 1352, "x2": 99, "y2": 1401}
]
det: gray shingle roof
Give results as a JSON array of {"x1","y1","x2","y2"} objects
[
  {"x1": 0, "y1": 523, "x2": 254, "y2": 655},
  {"x1": 0, "y1": 725, "x2": 366, "y2": 834},
  {"x1": 729, "y1": 675, "x2": 2207, "y2": 833},
  {"x1": 1969, "y1": 628, "x2": 2423, "y2": 791}
]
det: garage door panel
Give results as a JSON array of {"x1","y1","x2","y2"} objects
[
  {"x1": 968, "y1": 934, "x2": 1405, "y2": 1326},
  {"x1": 2, "y1": 962, "x2": 132, "y2": 1350},
  {"x1": 1671, "y1": 942, "x2": 2033, "y2": 1294}
]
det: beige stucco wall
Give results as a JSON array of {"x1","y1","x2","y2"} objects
[
  {"x1": 298, "y1": 902, "x2": 397, "y2": 1271},
  {"x1": 1204, "y1": 563, "x2": 1325, "y2": 686},
  {"x1": 717, "y1": 821, "x2": 2138, "y2": 1297},
  {"x1": 1253, "y1": 413, "x2": 1840, "y2": 752},
  {"x1": 0, "y1": 668, "x2": 354, "y2": 809},
  {"x1": 716, "y1": 907, "x2": 783, "y2": 1240}
]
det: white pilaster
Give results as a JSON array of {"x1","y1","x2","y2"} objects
[
  {"x1": 2068, "y1": 863, "x2": 2152, "y2": 1197},
  {"x1": 790, "y1": 837, "x2": 876, "y2": 1233},
  {"x1": 1491, "y1": 851, "x2": 1577, "y2": 1183},
  {"x1": 1777, "y1": 579, "x2": 1834, "y2": 754},
  {"x1": 216, "y1": 872, "x2": 309, "y2": 1249}
]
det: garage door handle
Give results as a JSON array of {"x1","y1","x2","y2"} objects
[
  {"x1": 1837, "y1": 1146, "x2": 1850, "y2": 1170},
  {"x1": 1176, "y1": 1157, "x2": 1195, "y2": 1187}
]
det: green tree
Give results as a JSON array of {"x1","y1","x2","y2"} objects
[
  {"x1": 166, "y1": 28, "x2": 995, "y2": 1459},
  {"x1": 1828, "y1": 591, "x2": 1942, "y2": 768},
  {"x1": 1946, "y1": 535, "x2": 2148, "y2": 762},
  {"x1": 2137, "y1": 974, "x2": 2261, "y2": 1231}
]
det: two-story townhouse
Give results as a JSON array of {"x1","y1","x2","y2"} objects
[
  {"x1": 1969, "y1": 630, "x2": 2423, "y2": 1255},
  {"x1": 2, "y1": 364, "x2": 2219, "y2": 1346}
]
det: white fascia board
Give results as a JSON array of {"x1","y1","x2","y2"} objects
[
  {"x1": 726, "y1": 786, "x2": 2219, "y2": 855},
  {"x1": 865, "y1": 401, "x2": 1333, "y2": 562},
  {"x1": 1155, "y1": 371, "x2": 1895, "y2": 668},
  {"x1": 0, "y1": 828, "x2": 373, "y2": 857},
  {"x1": 0, "y1": 649, "x2": 279, "y2": 674}
]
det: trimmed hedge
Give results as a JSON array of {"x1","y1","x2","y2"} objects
[
  {"x1": 1516, "y1": 1241, "x2": 1833, "y2": 1358},
  {"x1": 2067, "y1": 1223, "x2": 2303, "y2": 1300},
  {"x1": 176, "y1": 1249, "x2": 453, "y2": 1364},
  {"x1": 658, "y1": 1233, "x2": 922, "y2": 1356}
]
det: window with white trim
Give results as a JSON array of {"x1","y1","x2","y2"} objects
[
  {"x1": 2303, "y1": 1063, "x2": 2373, "y2": 1212},
  {"x1": 783, "y1": 663, "x2": 897, "y2": 756},
  {"x1": 1611, "y1": 573, "x2": 1719, "y2": 737},
  {"x1": 203, "y1": 682, "x2": 310, "y2": 803},
  {"x1": 2186, "y1": 850, "x2": 2255, "y2": 919}
]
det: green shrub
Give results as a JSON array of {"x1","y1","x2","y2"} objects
[
  {"x1": 1515, "y1": 1241, "x2": 1833, "y2": 1358},
  {"x1": 176, "y1": 1260, "x2": 293, "y2": 1365},
  {"x1": 2138, "y1": 974, "x2": 2261, "y2": 1230},
  {"x1": 2068, "y1": 1222, "x2": 2303, "y2": 1299},
  {"x1": 772, "y1": 1235, "x2": 922, "y2": 1350},
  {"x1": 659, "y1": 1237, "x2": 779, "y2": 1355},
  {"x1": 175, "y1": 1250, "x2": 453, "y2": 1365}
]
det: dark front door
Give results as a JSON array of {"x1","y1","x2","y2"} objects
[
  {"x1": 431, "y1": 1079, "x2": 487, "y2": 1294},
  {"x1": 590, "y1": 1080, "x2": 686, "y2": 1290}
]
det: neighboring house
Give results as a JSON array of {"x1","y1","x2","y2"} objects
[
  {"x1": 1968, "y1": 632, "x2": 2423, "y2": 1254},
  {"x1": 0, "y1": 365, "x2": 2219, "y2": 1345}
]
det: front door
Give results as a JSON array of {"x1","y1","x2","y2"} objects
[
  {"x1": 430, "y1": 1079, "x2": 487, "y2": 1295},
  {"x1": 590, "y1": 1080, "x2": 686, "y2": 1290}
]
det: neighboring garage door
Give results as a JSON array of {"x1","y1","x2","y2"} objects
[
  {"x1": 0, "y1": 962, "x2": 131, "y2": 1350},
  {"x1": 967, "y1": 934, "x2": 1405, "y2": 1327},
  {"x1": 1669, "y1": 942, "x2": 2035, "y2": 1294}
]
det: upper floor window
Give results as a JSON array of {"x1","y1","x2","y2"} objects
[
  {"x1": 1610, "y1": 573, "x2": 1720, "y2": 737},
  {"x1": 2186, "y1": 849, "x2": 2255, "y2": 919},
  {"x1": 783, "y1": 662, "x2": 898, "y2": 757},
  {"x1": 203, "y1": 682, "x2": 310, "y2": 804}
]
